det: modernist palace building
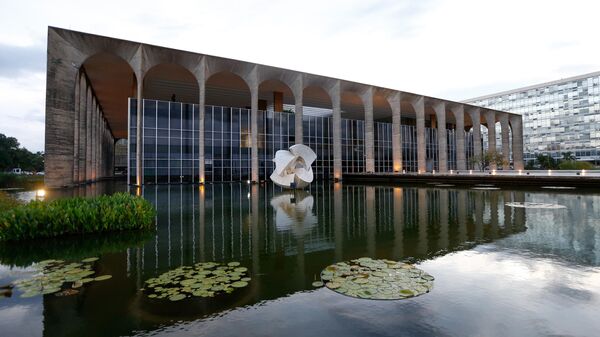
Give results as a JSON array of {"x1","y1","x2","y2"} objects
[{"x1": 44, "y1": 27, "x2": 523, "y2": 188}]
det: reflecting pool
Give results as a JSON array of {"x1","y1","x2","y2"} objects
[{"x1": 0, "y1": 182, "x2": 599, "y2": 337}]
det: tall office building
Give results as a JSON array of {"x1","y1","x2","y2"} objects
[{"x1": 466, "y1": 71, "x2": 600, "y2": 164}]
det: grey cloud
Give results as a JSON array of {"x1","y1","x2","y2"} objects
[{"x1": 0, "y1": 43, "x2": 46, "y2": 77}]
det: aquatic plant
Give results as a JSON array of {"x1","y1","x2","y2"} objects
[
  {"x1": 0, "y1": 193, "x2": 155, "y2": 241},
  {"x1": 0, "y1": 191, "x2": 21, "y2": 212},
  {"x1": 316, "y1": 257, "x2": 434, "y2": 300},
  {"x1": 505, "y1": 202, "x2": 566, "y2": 209},
  {"x1": 144, "y1": 261, "x2": 250, "y2": 301},
  {"x1": 12, "y1": 257, "x2": 111, "y2": 298}
]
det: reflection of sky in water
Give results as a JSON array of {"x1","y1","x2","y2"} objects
[
  {"x1": 1, "y1": 182, "x2": 599, "y2": 337},
  {"x1": 135, "y1": 245, "x2": 600, "y2": 337}
]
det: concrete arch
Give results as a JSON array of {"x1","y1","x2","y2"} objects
[
  {"x1": 205, "y1": 57, "x2": 255, "y2": 88},
  {"x1": 143, "y1": 63, "x2": 200, "y2": 103},
  {"x1": 205, "y1": 70, "x2": 251, "y2": 108},
  {"x1": 258, "y1": 79, "x2": 295, "y2": 112},
  {"x1": 302, "y1": 85, "x2": 332, "y2": 110},
  {"x1": 80, "y1": 51, "x2": 137, "y2": 139},
  {"x1": 141, "y1": 44, "x2": 204, "y2": 82}
]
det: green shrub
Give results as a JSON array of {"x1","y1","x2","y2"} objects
[
  {"x1": 0, "y1": 191, "x2": 22, "y2": 212},
  {"x1": 0, "y1": 193, "x2": 155, "y2": 241},
  {"x1": 558, "y1": 160, "x2": 594, "y2": 170},
  {"x1": 0, "y1": 173, "x2": 44, "y2": 189}
]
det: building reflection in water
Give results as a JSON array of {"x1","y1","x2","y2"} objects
[
  {"x1": 129, "y1": 182, "x2": 533, "y2": 285},
  {"x1": 33, "y1": 182, "x2": 600, "y2": 336}
]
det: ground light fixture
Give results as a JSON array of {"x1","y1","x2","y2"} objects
[{"x1": 35, "y1": 189, "x2": 46, "y2": 199}]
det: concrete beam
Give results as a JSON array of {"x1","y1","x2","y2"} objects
[{"x1": 510, "y1": 115, "x2": 524, "y2": 170}]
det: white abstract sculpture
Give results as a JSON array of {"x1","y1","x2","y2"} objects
[{"x1": 270, "y1": 144, "x2": 317, "y2": 189}]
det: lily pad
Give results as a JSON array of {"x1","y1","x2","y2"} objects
[
  {"x1": 11, "y1": 257, "x2": 102, "y2": 299},
  {"x1": 81, "y1": 257, "x2": 100, "y2": 263},
  {"x1": 319, "y1": 257, "x2": 434, "y2": 300},
  {"x1": 169, "y1": 294, "x2": 186, "y2": 301},
  {"x1": 94, "y1": 275, "x2": 112, "y2": 281},
  {"x1": 312, "y1": 281, "x2": 324, "y2": 288},
  {"x1": 143, "y1": 261, "x2": 250, "y2": 300}
]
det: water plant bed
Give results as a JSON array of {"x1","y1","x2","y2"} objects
[
  {"x1": 144, "y1": 261, "x2": 250, "y2": 301},
  {"x1": 317, "y1": 257, "x2": 434, "y2": 300},
  {"x1": 0, "y1": 192, "x2": 155, "y2": 241},
  {"x1": 11, "y1": 257, "x2": 111, "y2": 298}
]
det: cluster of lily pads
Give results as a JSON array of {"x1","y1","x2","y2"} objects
[
  {"x1": 472, "y1": 187, "x2": 500, "y2": 190},
  {"x1": 505, "y1": 202, "x2": 566, "y2": 209},
  {"x1": 143, "y1": 261, "x2": 250, "y2": 301},
  {"x1": 314, "y1": 257, "x2": 434, "y2": 300},
  {"x1": 541, "y1": 186, "x2": 576, "y2": 190},
  {"x1": 13, "y1": 257, "x2": 111, "y2": 298}
]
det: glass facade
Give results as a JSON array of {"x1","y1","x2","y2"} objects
[
  {"x1": 130, "y1": 98, "x2": 475, "y2": 184},
  {"x1": 467, "y1": 72, "x2": 600, "y2": 162}
]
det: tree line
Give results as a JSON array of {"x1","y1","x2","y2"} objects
[{"x1": 0, "y1": 133, "x2": 44, "y2": 172}]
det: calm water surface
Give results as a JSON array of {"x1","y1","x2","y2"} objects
[{"x1": 0, "y1": 181, "x2": 599, "y2": 337}]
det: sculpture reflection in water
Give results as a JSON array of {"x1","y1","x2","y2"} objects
[{"x1": 270, "y1": 191, "x2": 318, "y2": 237}]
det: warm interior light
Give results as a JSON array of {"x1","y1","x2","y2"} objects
[
  {"x1": 518, "y1": 169, "x2": 522, "y2": 175},
  {"x1": 469, "y1": 170, "x2": 473, "y2": 174},
  {"x1": 432, "y1": 170, "x2": 436, "y2": 174},
  {"x1": 450, "y1": 170, "x2": 453, "y2": 174},
  {"x1": 492, "y1": 169, "x2": 496, "y2": 175},
  {"x1": 581, "y1": 169, "x2": 586, "y2": 176}
]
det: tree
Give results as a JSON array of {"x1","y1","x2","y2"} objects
[
  {"x1": 0, "y1": 133, "x2": 44, "y2": 172},
  {"x1": 562, "y1": 151, "x2": 576, "y2": 162},
  {"x1": 535, "y1": 153, "x2": 558, "y2": 169},
  {"x1": 469, "y1": 150, "x2": 507, "y2": 171}
]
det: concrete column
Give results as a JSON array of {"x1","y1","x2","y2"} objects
[
  {"x1": 469, "y1": 108, "x2": 482, "y2": 164},
  {"x1": 500, "y1": 114, "x2": 510, "y2": 170},
  {"x1": 86, "y1": 87, "x2": 93, "y2": 182},
  {"x1": 135, "y1": 78, "x2": 143, "y2": 186},
  {"x1": 453, "y1": 105, "x2": 466, "y2": 171},
  {"x1": 73, "y1": 75, "x2": 80, "y2": 183},
  {"x1": 249, "y1": 69, "x2": 259, "y2": 183},
  {"x1": 330, "y1": 81, "x2": 342, "y2": 180},
  {"x1": 389, "y1": 93, "x2": 402, "y2": 172},
  {"x1": 510, "y1": 115, "x2": 524, "y2": 170},
  {"x1": 363, "y1": 87, "x2": 375, "y2": 173},
  {"x1": 197, "y1": 62, "x2": 206, "y2": 183},
  {"x1": 293, "y1": 74, "x2": 304, "y2": 144},
  {"x1": 414, "y1": 97, "x2": 426, "y2": 173},
  {"x1": 485, "y1": 110, "x2": 497, "y2": 170},
  {"x1": 433, "y1": 102, "x2": 447, "y2": 173},
  {"x1": 78, "y1": 76, "x2": 87, "y2": 183}
]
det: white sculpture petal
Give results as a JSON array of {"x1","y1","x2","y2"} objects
[{"x1": 270, "y1": 144, "x2": 316, "y2": 189}]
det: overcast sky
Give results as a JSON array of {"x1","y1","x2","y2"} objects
[{"x1": 1, "y1": 0, "x2": 599, "y2": 152}]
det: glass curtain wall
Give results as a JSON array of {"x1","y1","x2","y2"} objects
[
  {"x1": 130, "y1": 98, "x2": 475, "y2": 183},
  {"x1": 341, "y1": 118, "x2": 365, "y2": 173},
  {"x1": 375, "y1": 122, "x2": 393, "y2": 172},
  {"x1": 205, "y1": 106, "x2": 252, "y2": 182},
  {"x1": 303, "y1": 115, "x2": 333, "y2": 179}
]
